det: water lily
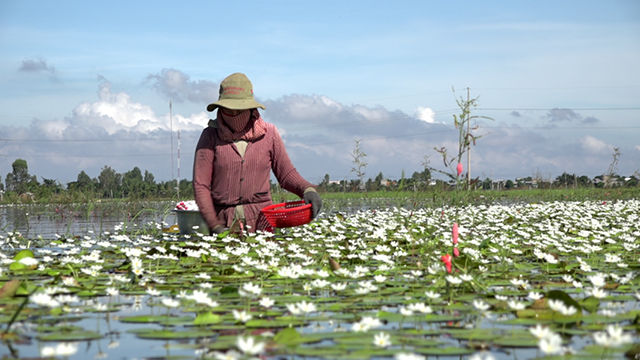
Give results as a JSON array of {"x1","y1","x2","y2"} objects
[
  {"x1": 538, "y1": 332, "x2": 563, "y2": 355},
  {"x1": 40, "y1": 342, "x2": 79, "y2": 357},
  {"x1": 236, "y1": 336, "x2": 265, "y2": 356},
  {"x1": 259, "y1": 296, "x2": 274, "y2": 308},
  {"x1": 232, "y1": 309, "x2": 253, "y2": 323},
  {"x1": 373, "y1": 332, "x2": 391, "y2": 347}
]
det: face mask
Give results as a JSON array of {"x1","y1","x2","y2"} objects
[{"x1": 221, "y1": 109, "x2": 251, "y2": 132}]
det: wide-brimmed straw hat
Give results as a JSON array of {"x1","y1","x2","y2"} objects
[{"x1": 206, "y1": 73, "x2": 266, "y2": 112}]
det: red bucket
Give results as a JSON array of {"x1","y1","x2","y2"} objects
[{"x1": 261, "y1": 200, "x2": 313, "y2": 228}]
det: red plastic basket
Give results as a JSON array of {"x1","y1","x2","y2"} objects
[{"x1": 261, "y1": 200, "x2": 313, "y2": 228}]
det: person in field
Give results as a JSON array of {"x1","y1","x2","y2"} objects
[{"x1": 193, "y1": 73, "x2": 322, "y2": 234}]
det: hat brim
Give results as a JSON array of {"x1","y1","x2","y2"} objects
[{"x1": 207, "y1": 99, "x2": 266, "y2": 112}]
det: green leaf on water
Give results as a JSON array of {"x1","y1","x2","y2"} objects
[
  {"x1": 193, "y1": 311, "x2": 221, "y2": 325},
  {"x1": 38, "y1": 331, "x2": 103, "y2": 341},
  {"x1": 492, "y1": 336, "x2": 539, "y2": 347},
  {"x1": 579, "y1": 296, "x2": 599, "y2": 313},
  {"x1": 119, "y1": 315, "x2": 193, "y2": 323},
  {"x1": 246, "y1": 318, "x2": 304, "y2": 328},
  {"x1": 447, "y1": 329, "x2": 500, "y2": 341},
  {"x1": 415, "y1": 346, "x2": 475, "y2": 356},
  {"x1": 274, "y1": 327, "x2": 301, "y2": 345},
  {"x1": 13, "y1": 249, "x2": 34, "y2": 262},
  {"x1": 135, "y1": 330, "x2": 214, "y2": 339}
]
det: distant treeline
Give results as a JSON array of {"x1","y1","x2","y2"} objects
[
  {"x1": 313, "y1": 169, "x2": 639, "y2": 193},
  {"x1": 1, "y1": 159, "x2": 193, "y2": 203},
  {"x1": 1, "y1": 159, "x2": 638, "y2": 204}
]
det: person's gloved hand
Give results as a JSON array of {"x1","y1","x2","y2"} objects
[
  {"x1": 303, "y1": 191, "x2": 322, "y2": 219},
  {"x1": 211, "y1": 225, "x2": 229, "y2": 235}
]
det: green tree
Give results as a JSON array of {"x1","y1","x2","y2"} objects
[
  {"x1": 143, "y1": 170, "x2": 157, "y2": 197},
  {"x1": 68, "y1": 170, "x2": 96, "y2": 193},
  {"x1": 577, "y1": 175, "x2": 592, "y2": 188},
  {"x1": 555, "y1": 172, "x2": 577, "y2": 188},
  {"x1": 505, "y1": 179, "x2": 514, "y2": 190},
  {"x1": 319, "y1": 174, "x2": 330, "y2": 191},
  {"x1": 38, "y1": 177, "x2": 63, "y2": 198},
  {"x1": 5, "y1": 159, "x2": 37, "y2": 194},
  {"x1": 98, "y1": 166, "x2": 122, "y2": 198},
  {"x1": 122, "y1": 167, "x2": 144, "y2": 197}
]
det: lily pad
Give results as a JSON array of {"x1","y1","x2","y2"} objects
[
  {"x1": 135, "y1": 330, "x2": 215, "y2": 339},
  {"x1": 415, "y1": 346, "x2": 475, "y2": 356},
  {"x1": 38, "y1": 331, "x2": 103, "y2": 341}
]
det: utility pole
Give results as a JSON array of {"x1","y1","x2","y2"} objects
[
  {"x1": 466, "y1": 87, "x2": 471, "y2": 190},
  {"x1": 177, "y1": 129, "x2": 181, "y2": 199},
  {"x1": 170, "y1": 101, "x2": 175, "y2": 186}
]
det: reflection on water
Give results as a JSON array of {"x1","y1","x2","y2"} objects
[
  {"x1": 0, "y1": 198, "x2": 431, "y2": 240},
  {"x1": 0, "y1": 201, "x2": 179, "y2": 239}
]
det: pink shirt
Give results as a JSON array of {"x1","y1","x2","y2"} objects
[{"x1": 193, "y1": 120, "x2": 314, "y2": 232}]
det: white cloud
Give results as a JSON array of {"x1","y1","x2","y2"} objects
[
  {"x1": 2, "y1": 72, "x2": 640, "y2": 185},
  {"x1": 414, "y1": 107, "x2": 436, "y2": 123},
  {"x1": 145, "y1": 68, "x2": 218, "y2": 104},
  {"x1": 580, "y1": 135, "x2": 612, "y2": 155},
  {"x1": 70, "y1": 81, "x2": 208, "y2": 135}
]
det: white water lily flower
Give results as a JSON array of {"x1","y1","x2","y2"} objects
[
  {"x1": 445, "y1": 276, "x2": 462, "y2": 285},
  {"x1": 507, "y1": 300, "x2": 526, "y2": 311},
  {"x1": 527, "y1": 292, "x2": 543, "y2": 301},
  {"x1": 559, "y1": 305, "x2": 577, "y2": 316},
  {"x1": 259, "y1": 297, "x2": 274, "y2": 308},
  {"x1": 18, "y1": 257, "x2": 38, "y2": 266},
  {"x1": 30, "y1": 293, "x2": 60, "y2": 308},
  {"x1": 547, "y1": 299, "x2": 565, "y2": 312},
  {"x1": 146, "y1": 288, "x2": 161, "y2": 296},
  {"x1": 407, "y1": 302, "x2": 432, "y2": 314},
  {"x1": 394, "y1": 353, "x2": 426, "y2": 360},
  {"x1": 296, "y1": 301, "x2": 317, "y2": 314},
  {"x1": 469, "y1": 352, "x2": 497, "y2": 360},
  {"x1": 587, "y1": 287, "x2": 608, "y2": 299},
  {"x1": 587, "y1": 273, "x2": 607, "y2": 288},
  {"x1": 399, "y1": 306, "x2": 414, "y2": 317},
  {"x1": 331, "y1": 283, "x2": 347, "y2": 291},
  {"x1": 373, "y1": 275, "x2": 386, "y2": 283},
  {"x1": 538, "y1": 333, "x2": 563, "y2": 355},
  {"x1": 472, "y1": 299, "x2": 490, "y2": 312},
  {"x1": 236, "y1": 336, "x2": 265, "y2": 355},
  {"x1": 209, "y1": 349, "x2": 243, "y2": 360},
  {"x1": 529, "y1": 324, "x2": 554, "y2": 340},
  {"x1": 161, "y1": 298, "x2": 180, "y2": 308},
  {"x1": 232, "y1": 310, "x2": 253, "y2": 323},
  {"x1": 41, "y1": 342, "x2": 79, "y2": 357},
  {"x1": 239, "y1": 282, "x2": 262, "y2": 297},
  {"x1": 105, "y1": 287, "x2": 119, "y2": 296},
  {"x1": 286, "y1": 303, "x2": 302, "y2": 315},
  {"x1": 189, "y1": 290, "x2": 218, "y2": 307},
  {"x1": 424, "y1": 290, "x2": 441, "y2": 301},
  {"x1": 373, "y1": 332, "x2": 391, "y2": 347}
]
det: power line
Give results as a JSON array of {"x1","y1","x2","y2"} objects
[{"x1": 477, "y1": 107, "x2": 640, "y2": 111}]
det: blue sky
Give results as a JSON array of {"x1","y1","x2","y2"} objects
[{"x1": 0, "y1": 1, "x2": 639, "y2": 186}]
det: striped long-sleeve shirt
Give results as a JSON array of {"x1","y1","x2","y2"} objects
[{"x1": 193, "y1": 120, "x2": 314, "y2": 232}]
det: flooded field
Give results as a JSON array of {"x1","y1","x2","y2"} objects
[{"x1": 1, "y1": 198, "x2": 639, "y2": 360}]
